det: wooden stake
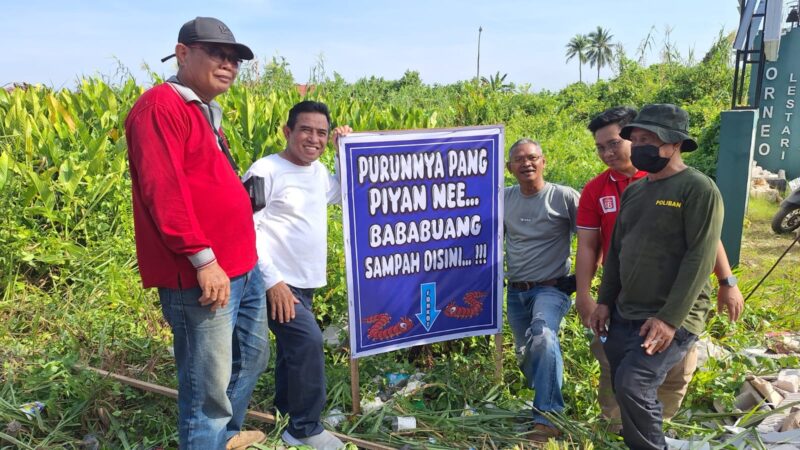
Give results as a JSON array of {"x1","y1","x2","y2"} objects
[
  {"x1": 350, "y1": 357, "x2": 362, "y2": 415},
  {"x1": 494, "y1": 332, "x2": 504, "y2": 384},
  {"x1": 77, "y1": 365, "x2": 394, "y2": 450}
]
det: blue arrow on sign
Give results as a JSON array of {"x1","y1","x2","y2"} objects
[{"x1": 416, "y1": 282, "x2": 440, "y2": 331}]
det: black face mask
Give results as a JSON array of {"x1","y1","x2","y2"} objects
[{"x1": 631, "y1": 144, "x2": 670, "y2": 173}]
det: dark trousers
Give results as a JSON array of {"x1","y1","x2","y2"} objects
[
  {"x1": 603, "y1": 308, "x2": 697, "y2": 450},
  {"x1": 269, "y1": 286, "x2": 325, "y2": 438}
]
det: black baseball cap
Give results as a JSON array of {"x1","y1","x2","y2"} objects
[{"x1": 161, "y1": 17, "x2": 254, "y2": 62}]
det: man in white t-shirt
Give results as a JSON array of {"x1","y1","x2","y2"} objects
[{"x1": 243, "y1": 101, "x2": 350, "y2": 450}]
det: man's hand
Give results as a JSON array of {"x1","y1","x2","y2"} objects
[
  {"x1": 575, "y1": 293, "x2": 598, "y2": 328},
  {"x1": 267, "y1": 281, "x2": 300, "y2": 323},
  {"x1": 717, "y1": 285, "x2": 744, "y2": 322},
  {"x1": 639, "y1": 318, "x2": 676, "y2": 355},
  {"x1": 589, "y1": 304, "x2": 610, "y2": 338},
  {"x1": 197, "y1": 261, "x2": 230, "y2": 311},
  {"x1": 332, "y1": 125, "x2": 353, "y2": 149}
]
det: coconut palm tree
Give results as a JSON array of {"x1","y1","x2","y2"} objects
[
  {"x1": 481, "y1": 71, "x2": 513, "y2": 92},
  {"x1": 565, "y1": 34, "x2": 590, "y2": 83},
  {"x1": 587, "y1": 26, "x2": 614, "y2": 81}
]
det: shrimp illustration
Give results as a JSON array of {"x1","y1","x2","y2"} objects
[
  {"x1": 443, "y1": 291, "x2": 487, "y2": 319},
  {"x1": 363, "y1": 313, "x2": 414, "y2": 341}
]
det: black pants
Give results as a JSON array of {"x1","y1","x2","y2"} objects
[
  {"x1": 269, "y1": 286, "x2": 325, "y2": 438},
  {"x1": 603, "y1": 308, "x2": 697, "y2": 450}
]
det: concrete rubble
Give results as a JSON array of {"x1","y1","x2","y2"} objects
[
  {"x1": 750, "y1": 164, "x2": 785, "y2": 202},
  {"x1": 766, "y1": 332, "x2": 800, "y2": 355},
  {"x1": 703, "y1": 369, "x2": 800, "y2": 449},
  {"x1": 695, "y1": 337, "x2": 731, "y2": 368}
]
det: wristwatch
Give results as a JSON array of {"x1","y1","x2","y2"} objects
[{"x1": 718, "y1": 275, "x2": 738, "y2": 287}]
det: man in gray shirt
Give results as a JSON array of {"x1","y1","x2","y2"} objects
[{"x1": 504, "y1": 138, "x2": 579, "y2": 443}]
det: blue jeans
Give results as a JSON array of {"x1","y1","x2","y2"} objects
[
  {"x1": 506, "y1": 285, "x2": 571, "y2": 426},
  {"x1": 159, "y1": 266, "x2": 270, "y2": 450},
  {"x1": 268, "y1": 286, "x2": 326, "y2": 438},
  {"x1": 603, "y1": 308, "x2": 697, "y2": 450}
]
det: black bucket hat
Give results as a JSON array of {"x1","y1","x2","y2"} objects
[
  {"x1": 620, "y1": 103, "x2": 698, "y2": 152},
  {"x1": 161, "y1": 17, "x2": 254, "y2": 62}
]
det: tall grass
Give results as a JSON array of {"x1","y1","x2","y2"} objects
[{"x1": 1, "y1": 48, "x2": 797, "y2": 448}]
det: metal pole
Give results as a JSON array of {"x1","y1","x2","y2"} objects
[{"x1": 477, "y1": 26, "x2": 483, "y2": 82}]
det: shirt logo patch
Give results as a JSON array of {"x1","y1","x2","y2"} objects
[
  {"x1": 599, "y1": 196, "x2": 617, "y2": 213},
  {"x1": 655, "y1": 199, "x2": 682, "y2": 208}
]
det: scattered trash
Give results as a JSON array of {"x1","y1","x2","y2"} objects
[
  {"x1": 666, "y1": 436, "x2": 711, "y2": 450},
  {"x1": 391, "y1": 416, "x2": 416, "y2": 432},
  {"x1": 512, "y1": 423, "x2": 529, "y2": 433},
  {"x1": 5, "y1": 420, "x2": 22, "y2": 436},
  {"x1": 96, "y1": 407, "x2": 110, "y2": 429},
  {"x1": 409, "y1": 372, "x2": 425, "y2": 382},
  {"x1": 743, "y1": 347, "x2": 799, "y2": 362},
  {"x1": 79, "y1": 434, "x2": 100, "y2": 450},
  {"x1": 19, "y1": 401, "x2": 45, "y2": 419},
  {"x1": 323, "y1": 408, "x2": 346, "y2": 429},
  {"x1": 396, "y1": 380, "x2": 424, "y2": 397},
  {"x1": 167, "y1": 344, "x2": 174, "y2": 358},
  {"x1": 461, "y1": 403, "x2": 477, "y2": 417},
  {"x1": 385, "y1": 372, "x2": 409, "y2": 387},
  {"x1": 427, "y1": 437, "x2": 437, "y2": 444},
  {"x1": 790, "y1": 176, "x2": 800, "y2": 193},
  {"x1": 766, "y1": 332, "x2": 800, "y2": 355},
  {"x1": 321, "y1": 324, "x2": 345, "y2": 347},
  {"x1": 360, "y1": 397, "x2": 385, "y2": 414},
  {"x1": 409, "y1": 399, "x2": 426, "y2": 410},
  {"x1": 695, "y1": 337, "x2": 730, "y2": 368}
]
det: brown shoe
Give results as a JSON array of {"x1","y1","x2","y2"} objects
[
  {"x1": 526, "y1": 423, "x2": 561, "y2": 443},
  {"x1": 226, "y1": 430, "x2": 266, "y2": 450}
]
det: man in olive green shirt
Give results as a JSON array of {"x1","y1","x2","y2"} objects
[{"x1": 590, "y1": 104, "x2": 723, "y2": 450}]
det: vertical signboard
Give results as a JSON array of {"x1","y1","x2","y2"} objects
[
  {"x1": 339, "y1": 127, "x2": 504, "y2": 358},
  {"x1": 750, "y1": 27, "x2": 800, "y2": 179}
]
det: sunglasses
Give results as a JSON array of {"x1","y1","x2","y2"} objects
[{"x1": 189, "y1": 44, "x2": 243, "y2": 66}]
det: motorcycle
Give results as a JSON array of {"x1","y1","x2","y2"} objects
[{"x1": 771, "y1": 185, "x2": 800, "y2": 234}]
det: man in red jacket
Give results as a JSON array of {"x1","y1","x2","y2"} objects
[{"x1": 125, "y1": 17, "x2": 268, "y2": 450}]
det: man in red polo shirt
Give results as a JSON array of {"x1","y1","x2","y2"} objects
[
  {"x1": 575, "y1": 106, "x2": 744, "y2": 430},
  {"x1": 126, "y1": 17, "x2": 268, "y2": 450}
]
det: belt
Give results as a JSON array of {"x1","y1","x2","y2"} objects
[{"x1": 508, "y1": 279, "x2": 557, "y2": 291}]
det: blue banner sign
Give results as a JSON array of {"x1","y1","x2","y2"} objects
[{"x1": 339, "y1": 127, "x2": 504, "y2": 358}]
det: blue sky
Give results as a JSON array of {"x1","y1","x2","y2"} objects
[{"x1": 4, "y1": 0, "x2": 741, "y2": 91}]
